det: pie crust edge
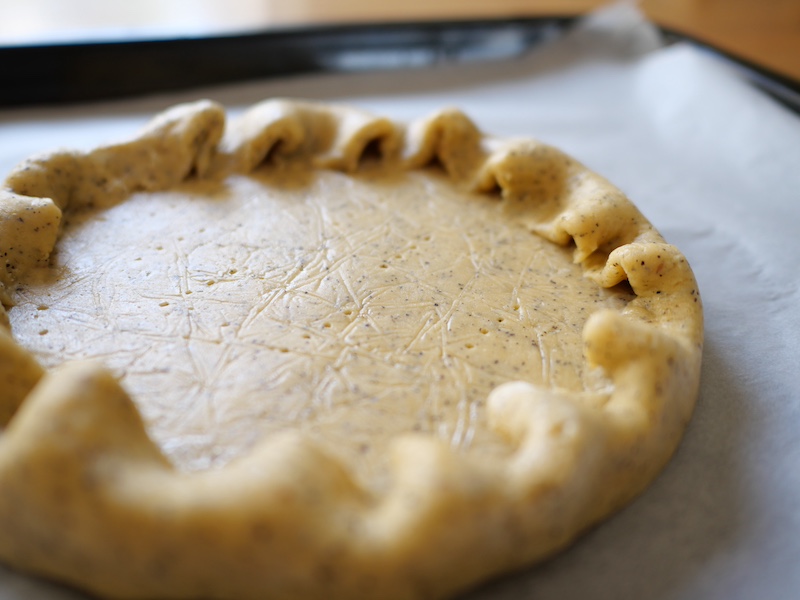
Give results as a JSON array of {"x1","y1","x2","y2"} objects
[{"x1": 0, "y1": 100, "x2": 703, "y2": 599}]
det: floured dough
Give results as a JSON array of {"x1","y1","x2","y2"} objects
[{"x1": 0, "y1": 99, "x2": 703, "y2": 600}]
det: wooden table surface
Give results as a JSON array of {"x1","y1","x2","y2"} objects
[{"x1": 0, "y1": 0, "x2": 797, "y2": 83}]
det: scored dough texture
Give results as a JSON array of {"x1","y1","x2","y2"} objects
[{"x1": 0, "y1": 100, "x2": 703, "y2": 600}]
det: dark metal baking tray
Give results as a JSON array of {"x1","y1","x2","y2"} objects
[{"x1": 0, "y1": 18, "x2": 572, "y2": 107}]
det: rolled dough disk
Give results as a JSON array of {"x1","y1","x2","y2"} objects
[{"x1": 0, "y1": 99, "x2": 702, "y2": 599}]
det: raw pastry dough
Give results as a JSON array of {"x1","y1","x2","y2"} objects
[{"x1": 0, "y1": 100, "x2": 703, "y2": 599}]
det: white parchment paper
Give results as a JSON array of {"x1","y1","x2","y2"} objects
[{"x1": 1, "y1": 4, "x2": 799, "y2": 599}]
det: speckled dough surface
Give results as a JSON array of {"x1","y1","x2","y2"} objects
[{"x1": 0, "y1": 99, "x2": 703, "y2": 600}]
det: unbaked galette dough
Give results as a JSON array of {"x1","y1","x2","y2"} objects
[{"x1": 0, "y1": 100, "x2": 703, "y2": 600}]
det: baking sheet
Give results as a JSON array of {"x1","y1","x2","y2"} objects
[
  {"x1": 1, "y1": 3, "x2": 799, "y2": 599},
  {"x1": 0, "y1": 17, "x2": 573, "y2": 106}
]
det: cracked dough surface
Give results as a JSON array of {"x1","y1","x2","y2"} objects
[
  {"x1": 0, "y1": 99, "x2": 703, "y2": 600},
  {"x1": 11, "y1": 166, "x2": 631, "y2": 488}
]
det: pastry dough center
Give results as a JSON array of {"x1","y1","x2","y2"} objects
[{"x1": 10, "y1": 165, "x2": 630, "y2": 487}]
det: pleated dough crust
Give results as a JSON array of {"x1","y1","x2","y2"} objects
[{"x1": 0, "y1": 100, "x2": 702, "y2": 599}]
